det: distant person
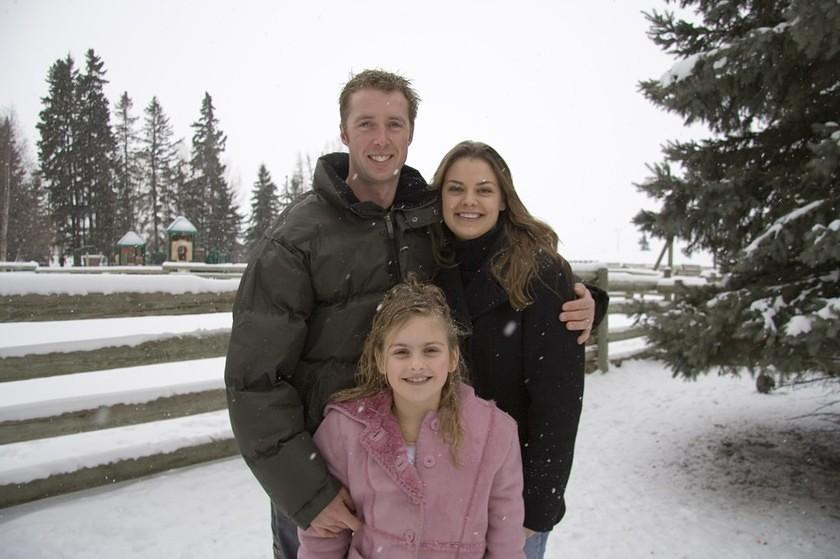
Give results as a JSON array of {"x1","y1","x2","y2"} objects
[
  {"x1": 298, "y1": 279, "x2": 526, "y2": 558},
  {"x1": 224, "y1": 69, "x2": 602, "y2": 559},
  {"x1": 433, "y1": 141, "x2": 597, "y2": 558}
]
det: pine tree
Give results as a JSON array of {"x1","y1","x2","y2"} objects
[
  {"x1": 280, "y1": 152, "x2": 310, "y2": 208},
  {"x1": 245, "y1": 163, "x2": 280, "y2": 248},
  {"x1": 178, "y1": 173, "x2": 204, "y2": 239},
  {"x1": 37, "y1": 54, "x2": 81, "y2": 263},
  {"x1": 172, "y1": 145, "x2": 191, "y2": 220},
  {"x1": 113, "y1": 91, "x2": 141, "y2": 238},
  {"x1": 0, "y1": 115, "x2": 26, "y2": 261},
  {"x1": 634, "y1": 0, "x2": 840, "y2": 380},
  {"x1": 10, "y1": 172, "x2": 52, "y2": 263},
  {"x1": 76, "y1": 49, "x2": 117, "y2": 260},
  {"x1": 139, "y1": 96, "x2": 178, "y2": 261},
  {"x1": 639, "y1": 233, "x2": 651, "y2": 252},
  {"x1": 166, "y1": 139, "x2": 187, "y2": 230},
  {"x1": 189, "y1": 92, "x2": 240, "y2": 261},
  {"x1": 1, "y1": 116, "x2": 51, "y2": 262}
]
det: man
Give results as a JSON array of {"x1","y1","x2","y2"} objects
[{"x1": 224, "y1": 69, "x2": 603, "y2": 558}]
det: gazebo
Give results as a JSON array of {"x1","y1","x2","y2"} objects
[
  {"x1": 166, "y1": 216, "x2": 197, "y2": 262},
  {"x1": 116, "y1": 231, "x2": 146, "y2": 265}
]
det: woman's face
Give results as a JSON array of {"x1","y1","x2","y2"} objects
[{"x1": 440, "y1": 157, "x2": 505, "y2": 240}]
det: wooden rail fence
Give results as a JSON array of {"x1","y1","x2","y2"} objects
[{"x1": 0, "y1": 263, "x2": 707, "y2": 507}]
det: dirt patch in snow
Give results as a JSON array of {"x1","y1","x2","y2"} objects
[{"x1": 700, "y1": 421, "x2": 840, "y2": 517}]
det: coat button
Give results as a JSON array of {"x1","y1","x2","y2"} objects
[
  {"x1": 370, "y1": 429, "x2": 385, "y2": 442},
  {"x1": 423, "y1": 455, "x2": 436, "y2": 468},
  {"x1": 429, "y1": 418, "x2": 440, "y2": 431},
  {"x1": 404, "y1": 529, "x2": 416, "y2": 543},
  {"x1": 394, "y1": 455, "x2": 407, "y2": 471}
]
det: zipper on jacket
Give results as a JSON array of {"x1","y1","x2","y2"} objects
[{"x1": 384, "y1": 212, "x2": 403, "y2": 280}]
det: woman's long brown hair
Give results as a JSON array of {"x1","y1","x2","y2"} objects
[{"x1": 432, "y1": 140, "x2": 572, "y2": 309}]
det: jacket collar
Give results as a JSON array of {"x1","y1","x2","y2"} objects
[
  {"x1": 437, "y1": 230, "x2": 510, "y2": 329},
  {"x1": 313, "y1": 153, "x2": 439, "y2": 224},
  {"x1": 449, "y1": 221, "x2": 504, "y2": 273},
  {"x1": 326, "y1": 391, "x2": 426, "y2": 504}
]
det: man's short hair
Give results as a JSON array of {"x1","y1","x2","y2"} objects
[{"x1": 339, "y1": 69, "x2": 420, "y2": 132}]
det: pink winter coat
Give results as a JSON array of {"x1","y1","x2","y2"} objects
[{"x1": 298, "y1": 384, "x2": 525, "y2": 559}]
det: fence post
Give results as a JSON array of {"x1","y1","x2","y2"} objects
[
  {"x1": 595, "y1": 266, "x2": 609, "y2": 372},
  {"x1": 673, "y1": 278, "x2": 683, "y2": 303},
  {"x1": 662, "y1": 265, "x2": 672, "y2": 302}
]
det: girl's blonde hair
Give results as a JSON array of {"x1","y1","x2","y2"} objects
[
  {"x1": 333, "y1": 278, "x2": 465, "y2": 464},
  {"x1": 431, "y1": 140, "x2": 573, "y2": 309}
]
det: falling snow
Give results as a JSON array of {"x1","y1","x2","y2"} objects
[{"x1": 503, "y1": 321, "x2": 517, "y2": 337}]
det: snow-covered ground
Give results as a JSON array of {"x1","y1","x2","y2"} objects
[
  {"x1": 0, "y1": 273, "x2": 835, "y2": 557},
  {"x1": 1, "y1": 359, "x2": 837, "y2": 558}
]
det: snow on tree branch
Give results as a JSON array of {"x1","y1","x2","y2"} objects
[{"x1": 744, "y1": 199, "x2": 825, "y2": 254}]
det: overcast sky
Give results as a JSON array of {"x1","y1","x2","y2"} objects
[{"x1": 1, "y1": 0, "x2": 711, "y2": 265}]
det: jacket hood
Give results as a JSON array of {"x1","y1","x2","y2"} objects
[{"x1": 313, "y1": 152, "x2": 437, "y2": 218}]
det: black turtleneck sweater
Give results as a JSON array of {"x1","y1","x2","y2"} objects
[{"x1": 449, "y1": 221, "x2": 505, "y2": 288}]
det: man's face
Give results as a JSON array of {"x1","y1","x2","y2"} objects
[{"x1": 340, "y1": 88, "x2": 412, "y2": 192}]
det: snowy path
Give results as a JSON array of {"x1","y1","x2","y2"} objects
[{"x1": 1, "y1": 359, "x2": 837, "y2": 558}]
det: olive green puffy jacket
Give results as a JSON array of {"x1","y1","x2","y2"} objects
[{"x1": 224, "y1": 153, "x2": 440, "y2": 528}]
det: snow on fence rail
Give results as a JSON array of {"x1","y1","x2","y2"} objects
[
  {"x1": 0, "y1": 261, "x2": 246, "y2": 277},
  {"x1": 573, "y1": 263, "x2": 711, "y2": 371}
]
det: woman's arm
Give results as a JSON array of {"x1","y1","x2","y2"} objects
[{"x1": 521, "y1": 260, "x2": 586, "y2": 532}]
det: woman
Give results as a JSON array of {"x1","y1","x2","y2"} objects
[{"x1": 432, "y1": 141, "x2": 587, "y2": 559}]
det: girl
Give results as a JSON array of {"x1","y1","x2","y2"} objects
[
  {"x1": 432, "y1": 141, "x2": 587, "y2": 559},
  {"x1": 298, "y1": 279, "x2": 526, "y2": 558}
]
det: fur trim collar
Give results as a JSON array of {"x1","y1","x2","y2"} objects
[{"x1": 327, "y1": 392, "x2": 426, "y2": 504}]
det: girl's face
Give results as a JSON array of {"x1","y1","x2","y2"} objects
[
  {"x1": 441, "y1": 157, "x2": 506, "y2": 240},
  {"x1": 380, "y1": 314, "x2": 458, "y2": 413}
]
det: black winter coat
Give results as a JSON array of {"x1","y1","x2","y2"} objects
[
  {"x1": 435, "y1": 231, "x2": 586, "y2": 532},
  {"x1": 224, "y1": 153, "x2": 439, "y2": 528}
]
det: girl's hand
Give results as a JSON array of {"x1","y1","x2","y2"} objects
[{"x1": 309, "y1": 487, "x2": 361, "y2": 537}]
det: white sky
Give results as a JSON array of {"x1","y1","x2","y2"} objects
[{"x1": 0, "y1": 0, "x2": 711, "y2": 265}]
